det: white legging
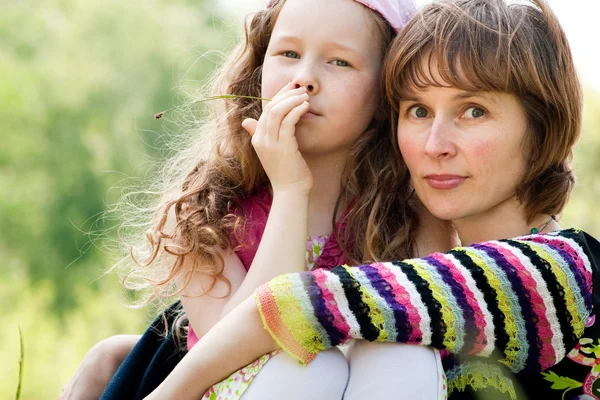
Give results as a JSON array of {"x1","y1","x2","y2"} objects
[
  {"x1": 242, "y1": 342, "x2": 445, "y2": 399},
  {"x1": 243, "y1": 348, "x2": 349, "y2": 399},
  {"x1": 344, "y1": 341, "x2": 446, "y2": 399}
]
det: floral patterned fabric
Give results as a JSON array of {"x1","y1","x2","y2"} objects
[{"x1": 201, "y1": 235, "x2": 328, "y2": 400}]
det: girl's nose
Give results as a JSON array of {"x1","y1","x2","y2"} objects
[{"x1": 294, "y1": 83, "x2": 314, "y2": 92}]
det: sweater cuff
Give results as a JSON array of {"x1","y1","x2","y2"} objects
[{"x1": 255, "y1": 282, "x2": 317, "y2": 365}]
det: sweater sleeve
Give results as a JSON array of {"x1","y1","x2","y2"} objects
[{"x1": 255, "y1": 229, "x2": 597, "y2": 374}]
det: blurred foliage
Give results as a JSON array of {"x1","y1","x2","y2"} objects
[
  {"x1": 0, "y1": 0, "x2": 599, "y2": 398},
  {"x1": 0, "y1": 0, "x2": 237, "y2": 397}
]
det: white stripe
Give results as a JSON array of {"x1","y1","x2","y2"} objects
[
  {"x1": 349, "y1": 267, "x2": 398, "y2": 340},
  {"x1": 382, "y1": 261, "x2": 433, "y2": 345},
  {"x1": 442, "y1": 252, "x2": 496, "y2": 357},
  {"x1": 322, "y1": 269, "x2": 363, "y2": 340},
  {"x1": 411, "y1": 257, "x2": 466, "y2": 352},
  {"x1": 494, "y1": 241, "x2": 565, "y2": 363},
  {"x1": 288, "y1": 273, "x2": 332, "y2": 348}
]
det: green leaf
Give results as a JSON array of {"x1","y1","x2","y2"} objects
[
  {"x1": 154, "y1": 95, "x2": 272, "y2": 119},
  {"x1": 541, "y1": 371, "x2": 582, "y2": 390},
  {"x1": 15, "y1": 326, "x2": 24, "y2": 400}
]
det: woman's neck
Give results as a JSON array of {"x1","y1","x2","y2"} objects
[{"x1": 453, "y1": 196, "x2": 560, "y2": 246}]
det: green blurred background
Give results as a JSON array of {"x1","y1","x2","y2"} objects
[{"x1": 1, "y1": 0, "x2": 598, "y2": 398}]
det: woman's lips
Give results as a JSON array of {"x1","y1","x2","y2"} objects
[{"x1": 425, "y1": 174, "x2": 467, "y2": 189}]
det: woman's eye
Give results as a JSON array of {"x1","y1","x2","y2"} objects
[
  {"x1": 331, "y1": 60, "x2": 350, "y2": 67},
  {"x1": 409, "y1": 106, "x2": 429, "y2": 118},
  {"x1": 463, "y1": 106, "x2": 486, "y2": 119},
  {"x1": 283, "y1": 51, "x2": 300, "y2": 59}
]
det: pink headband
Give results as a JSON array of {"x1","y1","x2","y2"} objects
[{"x1": 265, "y1": 0, "x2": 417, "y2": 32}]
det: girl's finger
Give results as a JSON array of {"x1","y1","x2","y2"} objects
[
  {"x1": 279, "y1": 101, "x2": 310, "y2": 143},
  {"x1": 256, "y1": 84, "x2": 301, "y2": 139},
  {"x1": 265, "y1": 93, "x2": 309, "y2": 142},
  {"x1": 241, "y1": 118, "x2": 258, "y2": 137},
  {"x1": 264, "y1": 87, "x2": 307, "y2": 117}
]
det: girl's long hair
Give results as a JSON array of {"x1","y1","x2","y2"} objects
[{"x1": 115, "y1": 1, "x2": 420, "y2": 337}]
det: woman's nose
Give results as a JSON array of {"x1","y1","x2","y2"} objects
[{"x1": 424, "y1": 117, "x2": 458, "y2": 159}]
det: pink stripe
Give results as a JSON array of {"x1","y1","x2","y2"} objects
[
  {"x1": 374, "y1": 262, "x2": 423, "y2": 343},
  {"x1": 527, "y1": 236, "x2": 592, "y2": 292},
  {"x1": 312, "y1": 269, "x2": 351, "y2": 338},
  {"x1": 431, "y1": 253, "x2": 489, "y2": 354},
  {"x1": 486, "y1": 242, "x2": 556, "y2": 369}
]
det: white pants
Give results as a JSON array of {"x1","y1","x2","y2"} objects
[
  {"x1": 242, "y1": 342, "x2": 445, "y2": 399},
  {"x1": 242, "y1": 347, "x2": 349, "y2": 400},
  {"x1": 344, "y1": 341, "x2": 446, "y2": 399}
]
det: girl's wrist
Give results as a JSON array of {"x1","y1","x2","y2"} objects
[{"x1": 272, "y1": 186, "x2": 312, "y2": 198}]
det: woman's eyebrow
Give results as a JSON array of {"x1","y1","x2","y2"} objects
[{"x1": 451, "y1": 91, "x2": 500, "y2": 105}]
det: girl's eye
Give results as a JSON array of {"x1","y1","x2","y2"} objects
[
  {"x1": 463, "y1": 106, "x2": 486, "y2": 119},
  {"x1": 283, "y1": 51, "x2": 300, "y2": 59},
  {"x1": 408, "y1": 106, "x2": 429, "y2": 118},
  {"x1": 331, "y1": 60, "x2": 350, "y2": 67}
]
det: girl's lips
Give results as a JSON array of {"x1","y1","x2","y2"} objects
[
  {"x1": 425, "y1": 175, "x2": 467, "y2": 189},
  {"x1": 300, "y1": 111, "x2": 320, "y2": 119}
]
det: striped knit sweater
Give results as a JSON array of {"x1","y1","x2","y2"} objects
[{"x1": 255, "y1": 229, "x2": 599, "y2": 378}]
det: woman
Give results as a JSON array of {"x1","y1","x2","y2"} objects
[{"x1": 146, "y1": 0, "x2": 600, "y2": 399}]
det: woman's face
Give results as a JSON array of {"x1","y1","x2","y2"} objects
[{"x1": 396, "y1": 65, "x2": 529, "y2": 225}]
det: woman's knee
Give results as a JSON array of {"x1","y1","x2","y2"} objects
[
  {"x1": 345, "y1": 341, "x2": 444, "y2": 400},
  {"x1": 243, "y1": 348, "x2": 349, "y2": 399}
]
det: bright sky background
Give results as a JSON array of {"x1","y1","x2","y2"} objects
[{"x1": 218, "y1": 0, "x2": 600, "y2": 91}]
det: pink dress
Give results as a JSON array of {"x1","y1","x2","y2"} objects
[{"x1": 187, "y1": 186, "x2": 349, "y2": 351}]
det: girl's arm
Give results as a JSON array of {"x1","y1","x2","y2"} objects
[
  {"x1": 145, "y1": 229, "x2": 598, "y2": 399},
  {"x1": 178, "y1": 248, "x2": 248, "y2": 339},
  {"x1": 218, "y1": 83, "x2": 313, "y2": 316}
]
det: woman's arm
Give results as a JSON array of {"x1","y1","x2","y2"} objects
[
  {"x1": 146, "y1": 229, "x2": 598, "y2": 400},
  {"x1": 256, "y1": 229, "x2": 596, "y2": 373}
]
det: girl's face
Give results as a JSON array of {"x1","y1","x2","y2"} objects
[
  {"x1": 262, "y1": 0, "x2": 385, "y2": 157},
  {"x1": 397, "y1": 62, "x2": 529, "y2": 226}
]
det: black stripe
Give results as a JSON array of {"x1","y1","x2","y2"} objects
[
  {"x1": 507, "y1": 240, "x2": 575, "y2": 347},
  {"x1": 330, "y1": 266, "x2": 380, "y2": 341},
  {"x1": 391, "y1": 261, "x2": 447, "y2": 349},
  {"x1": 476, "y1": 243, "x2": 541, "y2": 372},
  {"x1": 450, "y1": 249, "x2": 509, "y2": 358},
  {"x1": 300, "y1": 272, "x2": 346, "y2": 347}
]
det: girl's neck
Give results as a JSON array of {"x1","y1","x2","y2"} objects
[
  {"x1": 304, "y1": 152, "x2": 347, "y2": 237},
  {"x1": 454, "y1": 196, "x2": 560, "y2": 246}
]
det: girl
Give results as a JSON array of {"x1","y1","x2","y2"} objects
[
  {"x1": 144, "y1": 0, "x2": 600, "y2": 399},
  {"x1": 62, "y1": 0, "x2": 448, "y2": 399}
]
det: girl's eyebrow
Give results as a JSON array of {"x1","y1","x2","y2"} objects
[
  {"x1": 271, "y1": 33, "x2": 302, "y2": 44},
  {"x1": 272, "y1": 33, "x2": 363, "y2": 59}
]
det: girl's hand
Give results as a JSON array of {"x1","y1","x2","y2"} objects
[{"x1": 242, "y1": 82, "x2": 313, "y2": 194}]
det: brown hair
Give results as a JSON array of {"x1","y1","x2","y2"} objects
[
  {"x1": 383, "y1": 0, "x2": 582, "y2": 222},
  {"x1": 119, "y1": 0, "x2": 418, "y2": 315}
]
